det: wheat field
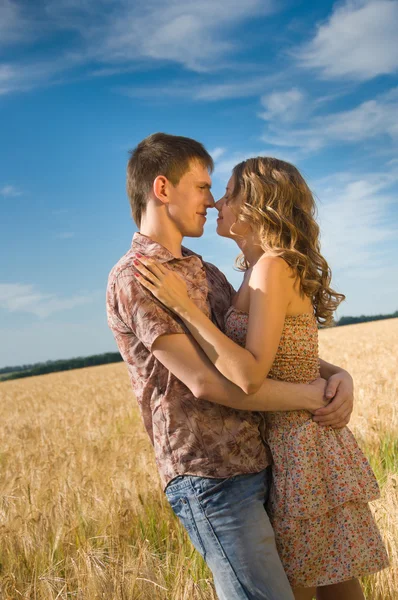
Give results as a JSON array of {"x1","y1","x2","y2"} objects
[{"x1": 0, "y1": 318, "x2": 397, "y2": 599}]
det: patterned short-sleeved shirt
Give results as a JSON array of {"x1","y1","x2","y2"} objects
[{"x1": 106, "y1": 232, "x2": 271, "y2": 489}]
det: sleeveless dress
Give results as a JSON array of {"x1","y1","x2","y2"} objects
[{"x1": 224, "y1": 307, "x2": 389, "y2": 588}]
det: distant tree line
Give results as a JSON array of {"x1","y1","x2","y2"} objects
[
  {"x1": 0, "y1": 353, "x2": 123, "y2": 382},
  {"x1": 0, "y1": 363, "x2": 37, "y2": 374},
  {"x1": 335, "y1": 310, "x2": 398, "y2": 327},
  {"x1": 1, "y1": 309, "x2": 397, "y2": 382}
]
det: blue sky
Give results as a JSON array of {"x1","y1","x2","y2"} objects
[{"x1": 1, "y1": 0, "x2": 397, "y2": 367}]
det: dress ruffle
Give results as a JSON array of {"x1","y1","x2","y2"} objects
[
  {"x1": 271, "y1": 500, "x2": 389, "y2": 587},
  {"x1": 267, "y1": 417, "x2": 381, "y2": 520}
]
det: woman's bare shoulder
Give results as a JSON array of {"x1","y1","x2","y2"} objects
[{"x1": 250, "y1": 255, "x2": 293, "y2": 285}]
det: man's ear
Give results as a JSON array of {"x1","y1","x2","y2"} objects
[{"x1": 153, "y1": 175, "x2": 169, "y2": 204}]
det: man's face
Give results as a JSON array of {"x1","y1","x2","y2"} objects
[{"x1": 167, "y1": 160, "x2": 214, "y2": 237}]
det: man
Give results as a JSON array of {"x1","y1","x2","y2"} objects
[{"x1": 107, "y1": 133, "x2": 354, "y2": 600}]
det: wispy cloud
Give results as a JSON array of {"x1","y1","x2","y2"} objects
[
  {"x1": 259, "y1": 87, "x2": 307, "y2": 123},
  {"x1": 315, "y1": 167, "x2": 398, "y2": 275},
  {"x1": 260, "y1": 86, "x2": 398, "y2": 152},
  {"x1": 0, "y1": 184, "x2": 22, "y2": 197},
  {"x1": 0, "y1": 55, "x2": 84, "y2": 96},
  {"x1": 120, "y1": 74, "x2": 284, "y2": 102},
  {"x1": 83, "y1": 0, "x2": 277, "y2": 73},
  {"x1": 195, "y1": 76, "x2": 281, "y2": 100},
  {"x1": 0, "y1": 283, "x2": 94, "y2": 318},
  {"x1": 296, "y1": 0, "x2": 398, "y2": 81},
  {"x1": 214, "y1": 148, "x2": 304, "y2": 179},
  {"x1": 0, "y1": 0, "x2": 29, "y2": 47},
  {"x1": 210, "y1": 147, "x2": 226, "y2": 162},
  {"x1": 0, "y1": 0, "x2": 278, "y2": 95},
  {"x1": 214, "y1": 151, "x2": 258, "y2": 178}
]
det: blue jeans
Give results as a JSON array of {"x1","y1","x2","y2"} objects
[{"x1": 165, "y1": 468, "x2": 294, "y2": 600}]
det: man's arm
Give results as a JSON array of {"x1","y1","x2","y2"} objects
[
  {"x1": 153, "y1": 333, "x2": 327, "y2": 413},
  {"x1": 314, "y1": 358, "x2": 354, "y2": 427}
]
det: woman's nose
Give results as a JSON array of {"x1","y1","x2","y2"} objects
[{"x1": 215, "y1": 197, "x2": 224, "y2": 211}]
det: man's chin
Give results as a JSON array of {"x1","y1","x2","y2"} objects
[
  {"x1": 183, "y1": 226, "x2": 205, "y2": 238},
  {"x1": 184, "y1": 229, "x2": 204, "y2": 237}
]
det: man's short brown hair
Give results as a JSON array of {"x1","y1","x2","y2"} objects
[{"x1": 127, "y1": 132, "x2": 214, "y2": 226}]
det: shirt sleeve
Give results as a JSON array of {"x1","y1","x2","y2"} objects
[{"x1": 112, "y1": 268, "x2": 186, "y2": 351}]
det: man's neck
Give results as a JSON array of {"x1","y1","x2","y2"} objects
[{"x1": 139, "y1": 222, "x2": 184, "y2": 259}]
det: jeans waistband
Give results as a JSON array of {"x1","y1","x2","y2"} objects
[
  {"x1": 165, "y1": 467, "x2": 271, "y2": 495},
  {"x1": 165, "y1": 475, "x2": 193, "y2": 493}
]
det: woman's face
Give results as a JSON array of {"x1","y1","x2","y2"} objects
[{"x1": 215, "y1": 175, "x2": 248, "y2": 239}]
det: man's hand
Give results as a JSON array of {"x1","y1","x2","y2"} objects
[
  {"x1": 312, "y1": 370, "x2": 354, "y2": 429},
  {"x1": 307, "y1": 377, "x2": 329, "y2": 413}
]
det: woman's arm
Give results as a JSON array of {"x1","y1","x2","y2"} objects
[
  {"x1": 152, "y1": 333, "x2": 328, "y2": 413},
  {"x1": 134, "y1": 255, "x2": 292, "y2": 394}
]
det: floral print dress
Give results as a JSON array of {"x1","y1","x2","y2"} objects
[{"x1": 225, "y1": 307, "x2": 389, "y2": 587}]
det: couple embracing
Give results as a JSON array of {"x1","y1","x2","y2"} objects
[{"x1": 107, "y1": 133, "x2": 388, "y2": 599}]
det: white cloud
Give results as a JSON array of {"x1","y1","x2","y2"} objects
[
  {"x1": 214, "y1": 148, "x2": 304, "y2": 179},
  {"x1": 0, "y1": 0, "x2": 278, "y2": 95},
  {"x1": 321, "y1": 88, "x2": 398, "y2": 141},
  {"x1": 260, "y1": 86, "x2": 398, "y2": 152},
  {"x1": 214, "y1": 152, "x2": 256, "y2": 178},
  {"x1": 0, "y1": 54, "x2": 84, "y2": 96},
  {"x1": 297, "y1": 0, "x2": 398, "y2": 81},
  {"x1": 0, "y1": 284, "x2": 94, "y2": 318},
  {"x1": 0, "y1": 64, "x2": 21, "y2": 95},
  {"x1": 210, "y1": 147, "x2": 226, "y2": 162},
  {"x1": 0, "y1": 184, "x2": 22, "y2": 197},
  {"x1": 0, "y1": 0, "x2": 27, "y2": 46},
  {"x1": 260, "y1": 88, "x2": 306, "y2": 123},
  {"x1": 316, "y1": 168, "x2": 398, "y2": 274},
  {"x1": 193, "y1": 75, "x2": 281, "y2": 100},
  {"x1": 315, "y1": 167, "x2": 398, "y2": 317},
  {"x1": 118, "y1": 74, "x2": 283, "y2": 102},
  {"x1": 87, "y1": 0, "x2": 276, "y2": 73}
]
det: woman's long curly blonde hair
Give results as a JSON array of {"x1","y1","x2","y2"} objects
[{"x1": 230, "y1": 157, "x2": 345, "y2": 326}]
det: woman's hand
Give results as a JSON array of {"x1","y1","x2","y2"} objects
[{"x1": 133, "y1": 254, "x2": 192, "y2": 315}]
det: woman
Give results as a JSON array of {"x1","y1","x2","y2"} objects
[{"x1": 134, "y1": 157, "x2": 388, "y2": 599}]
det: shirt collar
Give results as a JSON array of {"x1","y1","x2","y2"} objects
[{"x1": 132, "y1": 232, "x2": 203, "y2": 264}]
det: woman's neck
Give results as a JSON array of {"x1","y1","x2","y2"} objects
[{"x1": 236, "y1": 237, "x2": 265, "y2": 268}]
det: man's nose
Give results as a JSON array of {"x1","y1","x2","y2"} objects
[{"x1": 206, "y1": 192, "x2": 215, "y2": 208}]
